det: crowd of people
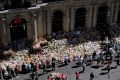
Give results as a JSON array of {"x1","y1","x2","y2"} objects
[{"x1": 0, "y1": 28, "x2": 120, "y2": 80}]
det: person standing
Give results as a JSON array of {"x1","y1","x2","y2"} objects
[
  {"x1": 82, "y1": 63, "x2": 86, "y2": 73},
  {"x1": 107, "y1": 62, "x2": 111, "y2": 73},
  {"x1": 52, "y1": 57, "x2": 56, "y2": 71},
  {"x1": 30, "y1": 62, "x2": 34, "y2": 72},
  {"x1": 52, "y1": 61, "x2": 55, "y2": 71},
  {"x1": 61, "y1": 73, "x2": 65, "y2": 80},
  {"x1": 92, "y1": 52, "x2": 96, "y2": 62},
  {"x1": 0, "y1": 65, "x2": 2, "y2": 79},
  {"x1": 84, "y1": 54, "x2": 87, "y2": 64},
  {"x1": 100, "y1": 51, "x2": 104, "y2": 66},
  {"x1": 47, "y1": 76, "x2": 53, "y2": 80},
  {"x1": 75, "y1": 72, "x2": 80, "y2": 80},
  {"x1": 108, "y1": 73, "x2": 110, "y2": 80},
  {"x1": 6, "y1": 66, "x2": 12, "y2": 79},
  {"x1": 116, "y1": 58, "x2": 119, "y2": 68},
  {"x1": 90, "y1": 72, "x2": 94, "y2": 80},
  {"x1": 42, "y1": 62, "x2": 47, "y2": 74},
  {"x1": 22, "y1": 63, "x2": 26, "y2": 74},
  {"x1": 116, "y1": 51, "x2": 120, "y2": 68},
  {"x1": 97, "y1": 57, "x2": 100, "y2": 67}
]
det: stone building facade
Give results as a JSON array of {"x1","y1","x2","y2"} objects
[{"x1": 0, "y1": 0, "x2": 120, "y2": 46}]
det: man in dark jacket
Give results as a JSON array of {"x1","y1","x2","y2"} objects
[
  {"x1": 52, "y1": 57, "x2": 56, "y2": 71},
  {"x1": 22, "y1": 63, "x2": 26, "y2": 74},
  {"x1": 90, "y1": 72, "x2": 94, "y2": 80},
  {"x1": 6, "y1": 66, "x2": 12, "y2": 79},
  {"x1": 42, "y1": 62, "x2": 47, "y2": 74}
]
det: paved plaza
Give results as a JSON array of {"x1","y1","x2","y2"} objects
[{"x1": 12, "y1": 61, "x2": 120, "y2": 80}]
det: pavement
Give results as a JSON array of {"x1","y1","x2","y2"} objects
[{"x1": 11, "y1": 61, "x2": 120, "y2": 80}]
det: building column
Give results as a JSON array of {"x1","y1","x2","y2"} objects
[
  {"x1": 27, "y1": 12, "x2": 34, "y2": 41},
  {"x1": 64, "y1": 8, "x2": 70, "y2": 32},
  {"x1": 1, "y1": 17, "x2": 8, "y2": 46},
  {"x1": 33, "y1": 12, "x2": 38, "y2": 42},
  {"x1": 70, "y1": 8, "x2": 75, "y2": 31},
  {"x1": 109, "y1": 3, "x2": 115, "y2": 24},
  {"x1": 86, "y1": 6, "x2": 92, "y2": 31},
  {"x1": 113, "y1": 2, "x2": 119, "y2": 24},
  {"x1": 27, "y1": 22, "x2": 33, "y2": 40},
  {"x1": 7, "y1": 27, "x2": 11, "y2": 44},
  {"x1": 0, "y1": 25, "x2": 1, "y2": 46},
  {"x1": 42, "y1": 10, "x2": 47, "y2": 36},
  {"x1": 47, "y1": 10, "x2": 52, "y2": 36},
  {"x1": 92, "y1": 5, "x2": 97, "y2": 29},
  {"x1": 37, "y1": 11, "x2": 43, "y2": 38}
]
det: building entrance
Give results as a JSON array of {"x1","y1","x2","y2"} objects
[
  {"x1": 75, "y1": 7, "x2": 86, "y2": 31},
  {"x1": 96, "y1": 5, "x2": 110, "y2": 39},
  {"x1": 9, "y1": 17, "x2": 27, "y2": 42},
  {"x1": 52, "y1": 10, "x2": 64, "y2": 34}
]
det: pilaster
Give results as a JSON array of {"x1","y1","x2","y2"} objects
[
  {"x1": 1, "y1": 16, "x2": 8, "y2": 46},
  {"x1": 33, "y1": 12, "x2": 38, "y2": 42},
  {"x1": 109, "y1": 3, "x2": 115, "y2": 24},
  {"x1": 86, "y1": 6, "x2": 92, "y2": 31},
  {"x1": 64, "y1": 8, "x2": 70, "y2": 32},
  {"x1": 27, "y1": 22, "x2": 33, "y2": 40},
  {"x1": 113, "y1": 2, "x2": 119, "y2": 24},
  {"x1": 92, "y1": 5, "x2": 97, "y2": 28},
  {"x1": 70, "y1": 8, "x2": 75, "y2": 31},
  {"x1": 47, "y1": 10, "x2": 52, "y2": 36},
  {"x1": 37, "y1": 11, "x2": 43, "y2": 38}
]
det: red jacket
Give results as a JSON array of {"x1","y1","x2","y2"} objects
[{"x1": 75, "y1": 72, "x2": 80, "y2": 78}]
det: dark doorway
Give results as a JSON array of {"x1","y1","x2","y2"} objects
[
  {"x1": 75, "y1": 7, "x2": 86, "y2": 31},
  {"x1": 52, "y1": 10, "x2": 64, "y2": 34},
  {"x1": 9, "y1": 18, "x2": 27, "y2": 42},
  {"x1": 96, "y1": 5, "x2": 110, "y2": 39},
  {"x1": 117, "y1": 8, "x2": 120, "y2": 26}
]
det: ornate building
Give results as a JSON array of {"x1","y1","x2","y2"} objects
[{"x1": 0, "y1": 0, "x2": 120, "y2": 46}]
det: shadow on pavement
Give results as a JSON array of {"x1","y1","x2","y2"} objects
[
  {"x1": 101, "y1": 68, "x2": 107, "y2": 71},
  {"x1": 79, "y1": 71, "x2": 84, "y2": 73},
  {"x1": 101, "y1": 66, "x2": 116, "y2": 71},
  {"x1": 86, "y1": 63, "x2": 92, "y2": 66},
  {"x1": 58, "y1": 64, "x2": 68, "y2": 67},
  {"x1": 91, "y1": 65, "x2": 99, "y2": 69},
  {"x1": 99, "y1": 72, "x2": 108, "y2": 75},
  {"x1": 71, "y1": 65, "x2": 80, "y2": 68},
  {"x1": 46, "y1": 69, "x2": 53, "y2": 73}
]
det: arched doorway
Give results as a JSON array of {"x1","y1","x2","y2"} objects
[
  {"x1": 96, "y1": 5, "x2": 110, "y2": 39},
  {"x1": 52, "y1": 10, "x2": 64, "y2": 34},
  {"x1": 75, "y1": 7, "x2": 86, "y2": 31},
  {"x1": 9, "y1": 17, "x2": 27, "y2": 42}
]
